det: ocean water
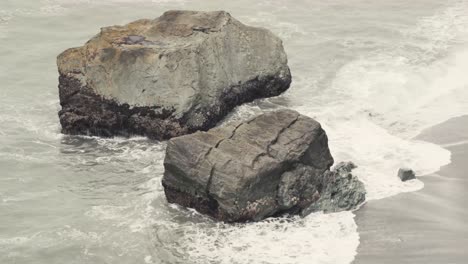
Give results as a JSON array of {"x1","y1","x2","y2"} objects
[{"x1": 1, "y1": 0, "x2": 468, "y2": 263}]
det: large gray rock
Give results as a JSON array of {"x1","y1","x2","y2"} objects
[
  {"x1": 162, "y1": 110, "x2": 366, "y2": 222},
  {"x1": 57, "y1": 10, "x2": 291, "y2": 140}
]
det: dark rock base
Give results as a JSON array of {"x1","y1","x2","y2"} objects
[
  {"x1": 162, "y1": 182, "x2": 221, "y2": 218},
  {"x1": 58, "y1": 71, "x2": 291, "y2": 140},
  {"x1": 163, "y1": 180, "x2": 282, "y2": 223}
]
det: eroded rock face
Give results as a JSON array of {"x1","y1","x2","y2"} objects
[
  {"x1": 57, "y1": 10, "x2": 291, "y2": 139},
  {"x1": 162, "y1": 110, "x2": 366, "y2": 222},
  {"x1": 302, "y1": 161, "x2": 366, "y2": 214}
]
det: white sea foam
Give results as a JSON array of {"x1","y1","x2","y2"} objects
[
  {"x1": 168, "y1": 212, "x2": 359, "y2": 264},
  {"x1": 240, "y1": 11, "x2": 308, "y2": 41},
  {"x1": 405, "y1": 0, "x2": 468, "y2": 54}
]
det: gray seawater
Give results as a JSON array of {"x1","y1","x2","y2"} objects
[{"x1": 1, "y1": 0, "x2": 468, "y2": 263}]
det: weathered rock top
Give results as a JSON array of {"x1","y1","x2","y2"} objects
[
  {"x1": 58, "y1": 10, "x2": 288, "y2": 110},
  {"x1": 57, "y1": 10, "x2": 291, "y2": 139}
]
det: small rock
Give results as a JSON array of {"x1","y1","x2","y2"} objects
[{"x1": 398, "y1": 168, "x2": 416, "y2": 182}]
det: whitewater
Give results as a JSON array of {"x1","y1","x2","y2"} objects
[{"x1": 1, "y1": 0, "x2": 468, "y2": 263}]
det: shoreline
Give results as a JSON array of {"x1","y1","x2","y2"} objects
[{"x1": 353, "y1": 115, "x2": 468, "y2": 263}]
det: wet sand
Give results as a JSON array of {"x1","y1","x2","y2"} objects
[{"x1": 354, "y1": 116, "x2": 468, "y2": 264}]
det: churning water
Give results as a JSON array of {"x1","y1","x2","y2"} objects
[{"x1": 1, "y1": 0, "x2": 468, "y2": 263}]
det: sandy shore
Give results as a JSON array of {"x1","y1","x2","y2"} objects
[{"x1": 353, "y1": 116, "x2": 468, "y2": 264}]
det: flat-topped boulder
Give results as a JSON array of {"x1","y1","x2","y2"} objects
[
  {"x1": 57, "y1": 10, "x2": 291, "y2": 139},
  {"x1": 162, "y1": 110, "x2": 366, "y2": 222}
]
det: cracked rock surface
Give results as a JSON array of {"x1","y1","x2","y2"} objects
[
  {"x1": 57, "y1": 10, "x2": 291, "y2": 140},
  {"x1": 162, "y1": 109, "x2": 366, "y2": 222}
]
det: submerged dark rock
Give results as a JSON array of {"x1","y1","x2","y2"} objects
[
  {"x1": 162, "y1": 110, "x2": 366, "y2": 222},
  {"x1": 398, "y1": 168, "x2": 416, "y2": 182},
  {"x1": 57, "y1": 10, "x2": 291, "y2": 140}
]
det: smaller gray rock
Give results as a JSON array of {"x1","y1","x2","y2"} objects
[
  {"x1": 398, "y1": 168, "x2": 416, "y2": 182},
  {"x1": 162, "y1": 110, "x2": 366, "y2": 222}
]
